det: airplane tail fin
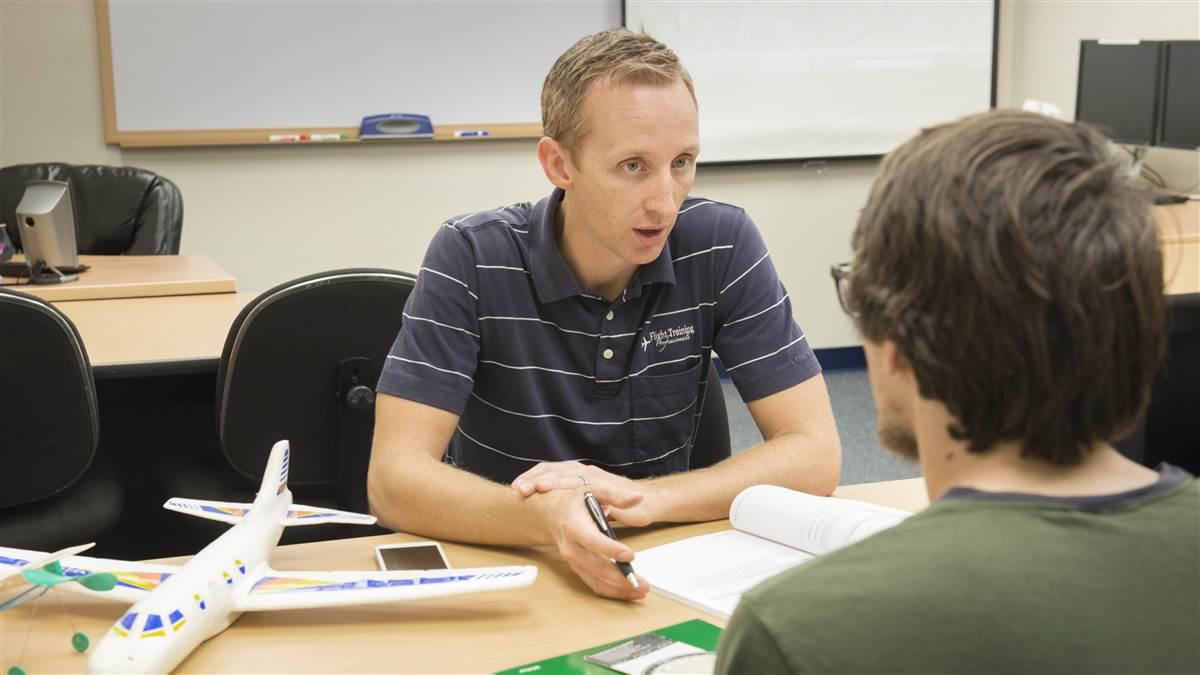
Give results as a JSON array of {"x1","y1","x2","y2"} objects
[
  {"x1": 256, "y1": 439, "x2": 291, "y2": 505},
  {"x1": 162, "y1": 440, "x2": 290, "y2": 524},
  {"x1": 162, "y1": 441, "x2": 375, "y2": 526}
]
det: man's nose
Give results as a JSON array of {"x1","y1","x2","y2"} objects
[{"x1": 643, "y1": 170, "x2": 676, "y2": 215}]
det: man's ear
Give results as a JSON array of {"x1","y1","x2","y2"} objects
[
  {"x1": 537, "y1": 137, "x2": 574, "y2": 191},
  {"x1": 880, "y1": 339, "x2": 911, "y2": 378}
]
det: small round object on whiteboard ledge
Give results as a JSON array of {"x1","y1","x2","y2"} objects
[{"x1": 72, "y1": 631, "x2": 90, "y2": 653}]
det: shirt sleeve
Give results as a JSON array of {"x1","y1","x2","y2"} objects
[
  {"x1": 716, "y1": 596, "x2": 795, "y2": 675},
  {"x1": 712, "y1": 211, "x2": 821, "y2": 402},
  {"x1": 376, "y1": 224, "x2": 481, "y2": 415}
]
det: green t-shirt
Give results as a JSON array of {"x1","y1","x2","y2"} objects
[{"x1": 716, "y1": 467, "x2": 1200, "y2": 674}]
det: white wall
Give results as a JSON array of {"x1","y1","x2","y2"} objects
[
  {"x1": 997, "y1": 0, "x2": 1200, "y2": 188},
  {"x1": 2, "y1": 1, "x2": 1197, "y2": 350}
]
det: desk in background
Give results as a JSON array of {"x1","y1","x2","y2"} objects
[
  {"x1": 0, "y1": 254, "x2": 236, "y2": 302},
  {"x1": 0, "y1": 478, "x2": 926, "y2": 674},
  {"x1": 58, "y1": 292, "x2": 255, "y2": 378},
  {"x1": 2, "y1": 255, "x2": 247, "y2": 377},
  {"x1": 1155, "y1": 200, "x2": 1199, "y2": 296},
  {"x1": 1, "y1": 255, "x2": 250, "y2": 559}
]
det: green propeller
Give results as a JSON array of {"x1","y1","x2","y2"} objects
[{"x1": 21, "y1": 561, "x2": 118, "y2": 592}]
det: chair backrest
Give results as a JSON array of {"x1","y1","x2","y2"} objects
[
  {"x1": 690, "y1": 373, "x2": 731, "y2": 470},
  {"x1": 0, "y1": 288, "x2": 99, "y2": 508},
  {"x1": 0, "y1": 163, "x2": 183, "y2": 255},
  {"x1": 216, "y1": 269, "x2": 416, "y2": 511},
  {"x1": 1143, "y1": 292, "x2": 1200, "y2": 473}
]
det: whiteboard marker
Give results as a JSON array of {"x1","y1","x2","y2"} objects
[{"x1": 453, "y1": 130, "x2": 490, "y2": 138}]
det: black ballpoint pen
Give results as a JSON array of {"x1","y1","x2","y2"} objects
[{"x1": 583, "y1": 490, "x2": 639, "y2": 588}]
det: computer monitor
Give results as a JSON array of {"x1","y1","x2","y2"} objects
[
  {"x1": 1158, "y1": 41, "x2": 1199, "y2": 150},
  {"x1": 16, "y1": 180, "x2": 80, "y2": 283},
  {"x1": 1076, "y1": 40, "x2": 1162, "y2": 146}
]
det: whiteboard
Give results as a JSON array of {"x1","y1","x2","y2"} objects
[
  {"x1": 105, "y1": 0, "x2": 620, "y2": 132},
  {"x1": 626, "y1": 1, "x2": 995, "y2": 163}
]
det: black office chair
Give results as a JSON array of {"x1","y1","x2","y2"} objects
[
  {"x1": 0, "y1": 288, "x2": 123, "y2": 550},
  {"x1": 0, "y1": 163, "x2": 183, "y2": 255},
  {"x1": 690, "y1": 373, "x2": 732, "y2": 470},
  {"x1": 1142, "y1": 293, "x2": 1200, "y2": 474},
  {"x1": 162, "y1": 269, "x2": 416, "y2": 547}
]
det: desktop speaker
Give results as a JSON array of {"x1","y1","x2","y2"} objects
[{"x1": 16, "y1": 180, "x2": 79, "y2": 273}]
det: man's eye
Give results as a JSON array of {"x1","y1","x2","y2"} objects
[
  {"x1": 623, "y1": 161, "x2": 642, "y2": 172},
  {"x1": 673, "y1": 157, "x2": 691, "y2": 169}
]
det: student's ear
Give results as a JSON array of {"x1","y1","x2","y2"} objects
[
  {"x1": 537, "y1": 137, "x2": 574, "y2": 191},
  {"x1": 880, "y1": 339, "x2": 912, "y2": 378}
]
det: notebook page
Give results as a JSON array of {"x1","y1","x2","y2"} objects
[
  {"x1": 635, "y1": 529, "x2": 813, "y2": 619},
  {"x1": 731, "y1": 484, "x2": 911, "y2": 555}
]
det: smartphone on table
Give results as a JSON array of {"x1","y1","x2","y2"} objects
[{"x1": 374, "y1": 541, "x2": 451, "y2": 571}]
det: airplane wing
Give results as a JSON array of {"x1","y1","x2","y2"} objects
[
  {"x1": 232, "y1": 565, "x2": 537, "y2": 611},
  {"x1": 163, "y1": 497, "x2": 252, "y2": 525},
  {"x1": 0, "y1": 543, "x2": 96, "y2": 593},
  {"x1": 283, "y1": 503, "x2": 377, "y2": 527},
  {"x1": 163, "y1": 498, "x2": 377, "y2": 527},
  {"x1": 0, "y1": 546, "x2": 180, "y2": 604}
]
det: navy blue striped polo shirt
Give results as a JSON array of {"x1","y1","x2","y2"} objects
[{"x1": 378, "y1": 189, "x2": 821, "y2": 484}]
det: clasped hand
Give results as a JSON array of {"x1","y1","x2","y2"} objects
[{"x1": 513, "y1": 461, "x2": 652, "y2": 600}]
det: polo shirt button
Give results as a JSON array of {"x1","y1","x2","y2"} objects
[
  {"x1": 603, "y1": 348, "x2": 614, "y2": 360},
  {"x1": 606, "y1": 310, "x2": 614, "y2": 321}
]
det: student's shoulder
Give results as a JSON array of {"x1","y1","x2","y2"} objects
[
  {"x1": 731, "y1": 511, "x2": 978, "y2": 668},
  {"x1": 744, "y1": 506, "x2": 990, "y2": 611}
]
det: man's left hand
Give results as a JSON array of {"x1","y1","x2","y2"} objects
[{"x1": 512, "y1": 461, "x2": 656, "y2": 527}]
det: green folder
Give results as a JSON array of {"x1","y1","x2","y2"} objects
[{"x1": 495, "y1": 619, "x2": 722, "y2": 675}]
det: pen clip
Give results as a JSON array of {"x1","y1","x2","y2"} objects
[{"x1": 583, "y1": 492, "x2": 611, "y2": 534}]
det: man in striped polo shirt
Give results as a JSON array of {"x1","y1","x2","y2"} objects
[{"x1": 368, "y1": 29, "x2": 841, "y2": 600}]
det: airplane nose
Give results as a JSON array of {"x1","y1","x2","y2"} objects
[{"x1": 89, "y1": 635, "x2": 162, "y2": 674}]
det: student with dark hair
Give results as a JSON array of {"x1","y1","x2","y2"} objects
[{"x1": 717, "y1": 110, "x2": 1199, "y2": 674}]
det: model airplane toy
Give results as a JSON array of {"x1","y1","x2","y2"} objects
[{"x1": 0, "y1": 440, "x2": 537, "y2": 674}]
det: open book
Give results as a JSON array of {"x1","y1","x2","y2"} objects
[{"x1": 635, "y1": 485, "x2": 911, "y2": 619}]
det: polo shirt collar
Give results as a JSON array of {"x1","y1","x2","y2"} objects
[{"x1": 530, "y1": 188, "x2": 677, "y2": 304}]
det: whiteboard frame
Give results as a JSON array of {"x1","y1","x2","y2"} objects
[{"x1": 95, "y1": 0, "x2": 558, "y2": 147}]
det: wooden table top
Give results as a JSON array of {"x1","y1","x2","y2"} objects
[
  {"x1": 0, "y1": 479, "x2": 927, "y2": 674},
  {"x1": 56, "y1": 291, "x2": 258, "y2": 377},
  {"x1": 1155, "y1": 200, "x2": 1199, "y2": 244},
  {"x1": 0, "y1": 255, "x2": 236, "y2": 302},
  {"x1": 1156, "y1": 200, "x2": 1200, "y2": 296}
]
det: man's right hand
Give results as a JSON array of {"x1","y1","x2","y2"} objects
[{"x1": 531, "y1": 482, "x2": 651, "y2": 600}]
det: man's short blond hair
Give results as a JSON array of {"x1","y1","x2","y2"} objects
[{"x1": 542, "y1": 28, "x2": 696, "y2": 151}]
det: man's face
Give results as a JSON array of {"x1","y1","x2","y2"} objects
[
  {"x1": 863, "y1": 340, "x2": 919, "y2": 461},
  {"x1": 561, "y1": 77, "x2": 700, "y2": 270}
]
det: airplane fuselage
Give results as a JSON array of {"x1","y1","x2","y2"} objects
[{"x1": 88, "y1": 491, "x2": 289, "y2": 674}]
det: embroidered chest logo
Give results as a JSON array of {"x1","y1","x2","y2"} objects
[{"x1": 642, "y1": 323, "x2": 696, "y2": 352}]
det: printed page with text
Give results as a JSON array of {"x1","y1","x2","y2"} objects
[{"x1": 635, "y1": 485, "x2": 910, "y2": 619}]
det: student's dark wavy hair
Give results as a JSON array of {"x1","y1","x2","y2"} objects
[{"x1": 847, "y1": 110, "x2": 1166, "y2": 464}]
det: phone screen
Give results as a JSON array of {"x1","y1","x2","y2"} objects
[{"x1": 375, "y1": 543, "x2": 450, "y2": 571}]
